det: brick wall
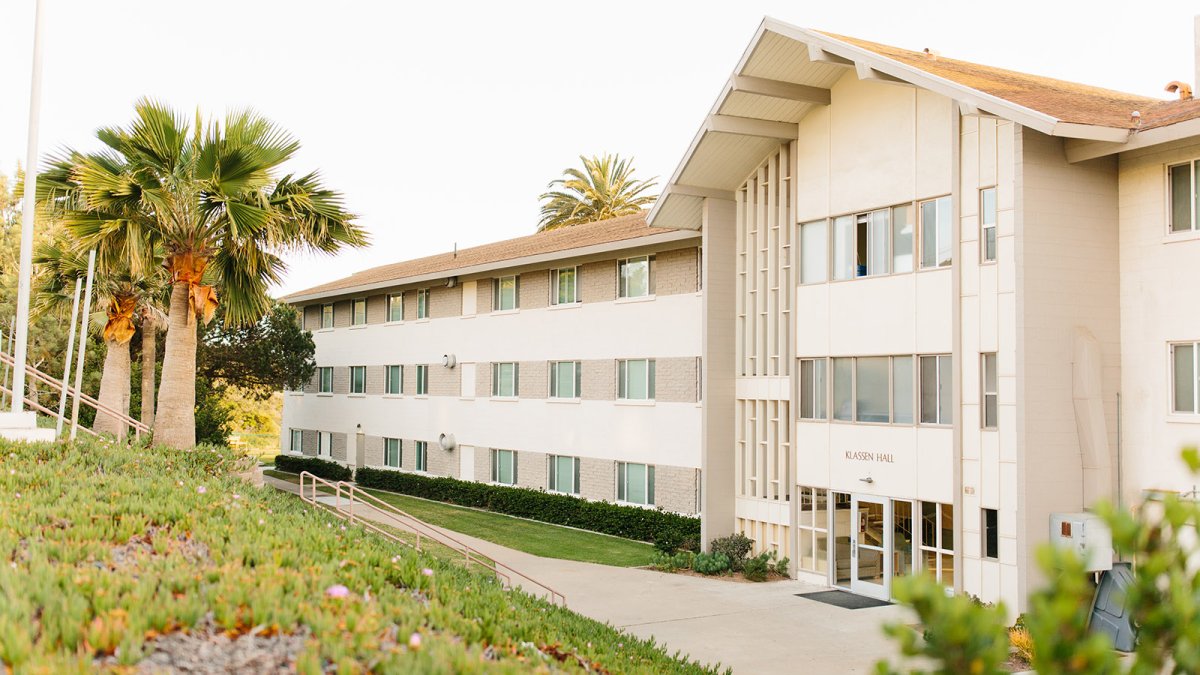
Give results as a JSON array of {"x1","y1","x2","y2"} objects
[
  {"x1": 579, "y1": 456, "x2": 615, "y2": 501},
  {"x1": 333, "y1": 300, "x2": 352, "y2": 328},
  {"x1": 515, "y1": 450, "x2": 547, "y2": 490},
  {"x1": 300, "y1": 429, "x2": 318, "y2": 456},
  {"x1": 429, "y1": 285, "x2": 461, "y2": 319},
  {"x1": 363, "y1": 435, "x2": 385, "y2": 467},
  {"x1": 518, "y1": 361, "x2": 546, "y2": 399},
  {"x1": 428, "y1": 364, "x2": 461, "y2": 397},
  {"x1": 425, "y1": 442, "x2": 459, "y2": 478},
  {"x1": 402, "y1": 290, "x2": 418, "y2": 320},
  {"x1": 655, "y1": 357, "x2": 699, "y2": 403},
  {"x1": 303, "y1": 305, "x2": 321, "y2": 331},
  {"x1": 581, "y1": 360, "x2": 615, "y2": 400},
  {"x1": 366, "y1": 294, "x2": 387, "y2": 323},
  {"x1": 404, "y1": 365, "x2": 418, "y2": 395},
  {"x1": 655, "y1": 247, "x2": 699, "y2": 295},
  {"x1": 476, "y1": 362, "x2": 492, "y2": 398},
  {"x1": 366, "y1": 366, "x2": 385, "y2": 395},
  {"x1": 580, "y1": 261, "x2": 616, "y2": 303},
  {"x1": 303, "y1": 371, "x2": 319, "y2": 393},
  {"x1": 476, "y1": 280, "x2": 493, "y2": 313},
  {"x1": 331, "y1": 432, "x2": 348, "y2": 462},
  {"x1": 475, "y1": 447, "x2": 492, "y2": 482},
  {"x1": 520, "y1": 271, "x2": 549, "y2": 310},
  {"x1": 332, "y1": 367, "x2": 350, "y2": 395},
  {"x1": 654, "y1": 465, "x2": 699, "y2": 514}
]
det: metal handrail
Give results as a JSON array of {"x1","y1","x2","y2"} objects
[
  {"x1": 0, "y1": 382, "x2": 101, "y2": 439},
  {"x1": 0, "y1": 350, "x2": 149, "y2": 438},
  {"x1": 297, "y1": 471, "x2": 566, "y2": 606}
]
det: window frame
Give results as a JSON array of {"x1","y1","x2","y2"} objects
[
  {"x1": 799, "y1": 358, "x2": 827, "y2": 420},
  {"x1": 1171, "y1": 341, "x2": 1200, "y2": 414},
  {"x1": 352, "y1": 298, "x2": 367, "y2": 325},
  {"x1": 290, "y1": 428, "x2": 302, "y2": 454},
  {"x1": 318, "y1": 431, "x2": 332, "y2": 458},
  {"x1": 417, "y1": 289, "x2": 430, "y2": 319},
  {"x1": 919, "y1": 195, "x2": 953, "y2": 269},
  {"x1": 919, "y1": 354, "x2": 953, "y2": 425},
  {"x1": 491, "y1": 448, "x2": 517, "y2": 485},
  {"x1": 387, "y1": 293, "x2": 403, "y2": 322},
  {"x1": 415, "y1": 364, "x2": 429, "y2": 396},
  {"x1": 414, "y1": 440, "x2": 428, "y2": 472},
  {"x1": 320, "y1": 303, "x2": 334, "y2": 329},
  {"x1": 982, "y1": 508, "x2": 999, "y2": 560},
  {"x1": 617, "y1": 358, "x2": 656, "y2": 401},
  {"x1": 799, "y1": 219, "x2": 829, "y2": 285},
  {"x1": 618, "y1": 255, "x2": 655, "y2": 298},
  {"x1": 981, "y1": 352, "x2": 998, "y2": 429},
  {"x1": 547, "y1": 455, "x2": 581, "y2": 495},
  {"x1": 919, "y1": 501, "x2": 955, "y2": 587},
  {"x1": 318, "y1": 367, "x2": 333, "y2": 394},
  {"x1": 548, "y1": 361, "x2": 581, "y2": 399},
  {"x1": 803, "y1": 202, "x2": 917, "y2": 284},
  {"x1": 493, "y1": 275, "x2": 519, "y2": 311},
  {"x1": 386, "y1": 365, "x2": 403, "y2": 395},
  {"x1": 616, "y1": 461, "x2": 655, "y2": 506},
  {"x1": 1167, "y1": 160, "x2": 1200, "y2": 233},
  {"x1": 980, "y1": 187, "x2": 998, "y2": 263},
  {"x1": 491, "y1": 362, "x2": 519, "y2": 398},
  {"x1": 384, "y1": 438, "x2": 402, "y2": 468},
  {"x1": 550, "y1": 267, "x2": 580, "y2": 305},
  {"x1": 349, "y1": 366, "x2": 366, "y2": 394},
  {"x1": 824, "y1": 355, "x2": 916, "y2": 425}
]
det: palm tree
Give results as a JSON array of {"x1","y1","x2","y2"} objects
[
  {"x1": 40, "y1": 99, "x2": 366, "y2": 448},
  {"x1": 537, "y1": 154, "x2": 658, "y2": 231}
]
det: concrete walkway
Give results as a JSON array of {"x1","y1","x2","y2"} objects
[{"x1": 267, "y1": 476, "x2": 912, "y2": 673}]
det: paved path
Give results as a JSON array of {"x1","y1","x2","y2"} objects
[{"x1": 267, "y1": 476, "x2": 912, "y2": 673}]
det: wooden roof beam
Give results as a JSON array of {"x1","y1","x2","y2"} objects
[
  {"x1": 705, "y1": 115, "x2": 798, "y2": 140},
  {"x1": 729, "y1": 75, "x2": 831, "y2": 105}
]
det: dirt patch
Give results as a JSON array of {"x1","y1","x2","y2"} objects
[
  {"x1": 98, "y1": 615, "x2": 311, "y2": 674},
  {"x1": 663, "y1": 568, "x2": 790, "y2": 583},
  {"x1": 109, "y1": 526, "x2": 211, "y2": 570}
]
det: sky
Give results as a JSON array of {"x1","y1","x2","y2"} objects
[{"x1": 1, "y1": 0, "x2": 1197, "y2": 296}]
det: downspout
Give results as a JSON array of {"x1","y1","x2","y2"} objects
[{"x1": 1072, "y1": 327, "x2": 1113, "y2": 508}]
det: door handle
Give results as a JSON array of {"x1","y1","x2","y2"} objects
[{"x1": 851, "y1": 540, "x2": 857, "y2": 556}]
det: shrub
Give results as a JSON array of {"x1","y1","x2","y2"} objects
[
  {"x1": 773, "y1": 556, "x2": 790, "y2": 575},
  {"x1": 1009, "y1": 627, "x2": 1035, "y2": 663},
  {"x1": 651, "y1": 551, "x2": 695, "y2": 573},
  {"x1": 742, "y1": 552, "x2": 771, "y2": 582},
  {"x1": 692, "y1": 552, "x2": 731, "y2": 575},
  {"x1": 354, "y1": 467, "x2": 700, "y2": 546},
  {"x1": 272, "y1": 454, "x2": 353, "y2": 482},
  {"x1": 709, "y1": 533, "x2": 754, "y2": 572},
  {"x1": 653, "y1": 528, "x2": 688, "y2": 554}
]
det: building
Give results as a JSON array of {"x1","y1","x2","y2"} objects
[
  {"x1": 280, "y1": 213, "x2": 705, "y2": 515},
  {"x1": 648, "y1": 18, "x2": 1200, "y2": 614}
]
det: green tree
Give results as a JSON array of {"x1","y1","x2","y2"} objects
[
  {"x1": 537, "y1": 154, "x2": 657, "y2": 231},
  {"x1": 39, "y1": 100, "x2": 366, "y2": 448},
  {"x1": 197, "y1": 302, "x2": 315, "y2": 399}
]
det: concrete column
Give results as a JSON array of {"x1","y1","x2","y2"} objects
[{"x1": 701, "y1": 197, "x2": 737, "y2": 548}]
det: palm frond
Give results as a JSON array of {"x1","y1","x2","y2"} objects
[{"x1": 537, "y1": 154, "x2": 658, "y2": 231}]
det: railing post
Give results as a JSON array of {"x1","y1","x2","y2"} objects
[{"x1": 348, "y1": 485, "x2": 355, "y2": 524}]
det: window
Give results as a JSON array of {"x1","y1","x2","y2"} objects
[
  {"x1": 983, "y1": 508, "x2": 998, "y2": 560},
  {"x1": 493, "y1": 276, "x2": 518, "y2": 311},
  {"x1": 387, "y1": 293, "x2": 403, "y2": 322},
  {"x1": 318, "y1": 431, "x2": 332, "y2": 458},
  {"x1": 414, "y1": 441, "x2": 427, "y2": 472},
  {"x1": 352, "y1": 298, "x2": 367, "y2": 325},
  {"x1": 797, "y1": 487, "x2": 830, "y2": 573},
  {"x1": 892, "y1": 356, "x2": 914, "y2": 424},
  {"x1": 1168, "y1": 161, "x2": 1200, "y2": 232},
  {"x1": 549, "y1": 361, "x2": 581, "y2": 399},
  {"x1": 617, "y1": 462, "x2": 654, "y2": 505},
  {"x1": 892, "y1": 204, "x2": 914, "y2": 273},
  {"x1": 416, "y1": 365, "x2": 428, "y2": 395},
  {"x1": 618, "y1": 359, "x2": 655, "y2": 401},
  {"x1": 350, "y1": 366, "x2": 366, "y2": 394},
  {"x1": 290, "y1": 429, "x2": 302, "y2": 454},
  {"x1": 548, "y1": 455, "x2": 580, "y2": 494},
  {"x1": 982, "y1": 353, "x2": 998, "y2": 429},
  {"x1": 920, "y1": 501, "x2": 955, "y2": 586},
  {"x1": 492, "y1": 362, "x2": 518, "y2": 397},
  {"x1": 919, "y1": 354, "x2": 953, "y2": 424},
  {"x1": 318, "y1": 367, "x2": 333, "y2": 393},
  {"x1": 980, "y1": 188, "x2": 997, "y2": 262},
  {"x1": 551, "y1": 267, "x2": 579, "y2": 305},
  {"x1": 832, "y1": 357, "x2": 853, "y2": 421},
  {"x1": 828, "y1": 355, "x2": 915, "y2": 424},
  {"x1": 800, "y1": 220, "x2": 827, "y2": 284},
  {"x1": 920, "y1": 196, "x2": 953, "y2": 268},
  {"x1": 618, "y1": 256, "x2": 654, "y2": 298},
  {"x1": 1172, "y1": 342, "x2": 1200, "y2": 414},
  {"x1": 384, "y1": 438, "x2": 401, "y2": 468},
  {"x1": 386, "y1": 365, "x2": 403, "y2": 395},
  {"x1": 320, "y1": 303, "x2": 333, "y2": 329},
  {"x1": 799, "y1": 358, "x2": 827, "y2": 419},
  {"x1": 832, "y1": 215, "x2": 854, "y2": 281},
  {"x1": 855, "y1": 357, "x2": 889, "y2": 423},
  {"x1": 833, "y1": 210, "x2": 892, "y2": 280},
  {"x1": 492, "y1": 449, "x2": 516, "y2": 485},
  {"x1": 417, "y1": 289, "x2": 429, "y2": 319}
]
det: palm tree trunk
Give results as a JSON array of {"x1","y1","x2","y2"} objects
[
  {"x1": 140, "y1": 316, "x2": 156, "y2": 428},
  {"x1": 155, "y1": 282, "x2": 197, "y2": 448},
  {"x1": 93, "y1": 338, "x2": 131, "y2": 440}
]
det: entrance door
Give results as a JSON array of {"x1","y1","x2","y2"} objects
[{"x1": 850, "y1": 495, "x2": 891, "y2": 600}]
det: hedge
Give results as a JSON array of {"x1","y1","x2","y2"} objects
[
  {"x1": 355, "y1": 467, "x2": 700, "y2": 548},
  {"x1": 271, "y1": 454, "x2": 353, "y2": 482}
]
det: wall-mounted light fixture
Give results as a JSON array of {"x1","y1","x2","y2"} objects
[
  {"x1": 859, "y1": 476, "x2": 874, "y2": 484},
  {"x1": 442, "y1": 354, "x2": 457, "y2": 369},
  {"x1": 438, "y1": 433, "x2": 456, "y2": 452}
]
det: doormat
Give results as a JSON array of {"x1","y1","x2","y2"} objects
[{"x1": 796, "y1": 590, "x2": 892, "y2": 609}]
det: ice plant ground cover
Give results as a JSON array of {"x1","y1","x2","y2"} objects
[{"x1": 0, "y1": 438, "x2": 720, "y2": 673}]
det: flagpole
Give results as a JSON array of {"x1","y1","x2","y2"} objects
[
  {"x1": 9, "y1": 0, "x2": 46, "y2": 415},
  {"x1": 55, "y1": 277, "x2": 81, "y2": 437}
]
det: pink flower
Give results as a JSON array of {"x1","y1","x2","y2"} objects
[
  {"x1": 257, "y1": 519, "x2": 265, "y2": 525},
  {"x1": 408, "y1": 632, "x2": 422, "y2": 649},
  {"x1": 232, "y1": 494, "x2": 240, "y2": 500},
  {"x1": 421, "y1": 568, "x2": 433, "y2": 577},
  {"x1": 325, "y1": 584, "x2": 350, "y2": 598},
  {"x1": 197, "y1": 486, "x2": 207, "y2": 494},
  {"x1": 391, "y1": 556, "x2": 400, "y2": 564},
  {"x1": 14, "y1": 493, "x2": 19, "y2": 499}
]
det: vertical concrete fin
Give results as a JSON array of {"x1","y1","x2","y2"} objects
[{"x1": 1072, "y1": 326, "x2": 1113, "y2": 507}]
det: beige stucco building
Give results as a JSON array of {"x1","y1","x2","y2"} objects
[{"x1": 649, "y1": 19, "x2": 1200, "y2": 613}]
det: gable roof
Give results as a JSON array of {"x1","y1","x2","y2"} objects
[{"x1": 282, "y1": 212, "x2": 694, "y2": 303}]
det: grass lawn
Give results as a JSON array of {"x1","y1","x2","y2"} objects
[
  {"x1": 264, "y1": 469, "x2": 658, "y2": 568},
  {"x1": 0, "y1": 439, "x2": 717, "y2": 673}
]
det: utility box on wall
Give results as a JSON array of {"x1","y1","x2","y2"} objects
[{"x1": 1049, "y1": 512, "x2": 1113, "y2": 572}]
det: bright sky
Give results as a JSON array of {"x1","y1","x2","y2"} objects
[{"x1": 1, "y1": 1, "x2": 1196, "y2": 296}]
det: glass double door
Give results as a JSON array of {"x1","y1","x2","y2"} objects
[{"x1": 844, "y1": 495, "x2": 892, "y2": 600}]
